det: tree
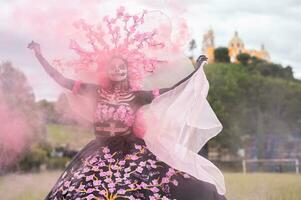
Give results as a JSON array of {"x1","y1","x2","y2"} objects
[
  {"x1": 205, "y1": 63, "x2": 301, "y2": 157},
  {"x1": 214, "y1": 47, "x2": 230, "y2": 63},
  {"x1": 237, "y1": 53, "x2": 251, "y2": 65}
]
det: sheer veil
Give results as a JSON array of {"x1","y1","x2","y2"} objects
[{"x1": 141, "y1": 59, "x2": 226, "y2": 195}]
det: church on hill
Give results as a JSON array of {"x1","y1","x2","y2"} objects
[{"x1": 202, "y1": 29, "x2": 270, "y2": 63}]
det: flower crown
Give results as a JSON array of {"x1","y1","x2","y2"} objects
[{"x1": 59, "y1": 6, "x2": 166, "y2": 90}]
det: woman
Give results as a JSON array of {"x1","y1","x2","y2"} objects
[
  {"x1": 27, "y1": 8, "x2": 226, "y2": 200},
  {"x1": 29, "y1": 42, "x2": 225, "y2": 200}
]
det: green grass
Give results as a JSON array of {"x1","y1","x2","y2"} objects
[
  {"x1": 225, "y1": 173, "x2": 301, "y2": 200},
  {"x1": 46, "y1": 124, "x2": 94, "y2": 150},
  {"x1": 1, "y1": 172, "x2": 301, "y2": 200},
  {"x1": 0, "y1": 171, "x2": 60, "y2": 200}
]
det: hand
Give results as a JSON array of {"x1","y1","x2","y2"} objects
[
  {"x1": 27, "y1": 41, "x2": 41, "y2": 54},
  {"x1": 196, "y1": 55, "x2": 208, "y2": 69}
]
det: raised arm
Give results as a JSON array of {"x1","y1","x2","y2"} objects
[
  {"x1": 28, "y1": 41, "x2": 97, "y2": 96},
  {"x1": 135, "y1": 55, "x2": 208, "y2": 105}
]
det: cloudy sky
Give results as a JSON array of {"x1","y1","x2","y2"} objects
[{"x1": 0, "y1": 0, "x2": 300, "y2": 101}]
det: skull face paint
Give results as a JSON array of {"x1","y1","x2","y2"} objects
[{"x1": 107, "y1": 57, "x2": 128, "y2": 82}]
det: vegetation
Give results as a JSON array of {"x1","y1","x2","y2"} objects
[
  {"x1": 205, "y1": 61, "x2": 301, "y2": 156},
  {"x1": 214, "y1": 47, "x2": 230, "y2": 63},
  {"x1": 237, "y1": 53, "x2": 251, "y2": 65}
]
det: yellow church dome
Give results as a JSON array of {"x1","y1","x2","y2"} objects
[{"x1": 229, "y1": 31, "x2": 244, "y2": 49}]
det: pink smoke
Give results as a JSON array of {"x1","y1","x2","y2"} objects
[{"x1": 0, "y1": 100, "x2": 32, "y2": 168}]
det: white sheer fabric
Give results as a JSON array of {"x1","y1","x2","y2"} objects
[{"x1": 141, "y1": 61, "x2": 226, "y2": 195}]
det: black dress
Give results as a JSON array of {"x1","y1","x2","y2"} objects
[{"x1": 45, "y1": 87, "x2": 226, "y2": 200}]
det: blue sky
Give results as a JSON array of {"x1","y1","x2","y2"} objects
[{"x1": 1, "y1": 0, "x2": 300, "y2": 101}]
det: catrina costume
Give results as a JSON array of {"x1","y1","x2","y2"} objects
[{"x1": 37, "y1": 7, "x2": 226, "y2": 200}]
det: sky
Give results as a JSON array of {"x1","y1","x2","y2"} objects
[{"x1": 0, "y1": 0, "x2": 300, "y2": 101}]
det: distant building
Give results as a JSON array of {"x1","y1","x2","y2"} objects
[
  {"x1": 202, "y1": 30, "x2": 270, "y2": 63},
  {"x1": 202, "y1": 29, "x2": 215, "y2": 63}
]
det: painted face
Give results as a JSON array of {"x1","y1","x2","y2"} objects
[{"x1": 107, "y1": 57, "x2": 128, "y2": 82}]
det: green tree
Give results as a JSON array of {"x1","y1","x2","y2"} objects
[
  {"x1": 214, "y1": 47, "x2": 230, "y2": 63},
  {"x1": 204, "y1": 63, "x2": 301, "y2": 157},
  {"x1": 237, "y1": 53, "x2": 251, "y2": 65}
]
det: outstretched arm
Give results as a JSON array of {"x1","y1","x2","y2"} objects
[
  {"x1": 28, "y1": 41, "x2": 97, "y2": 95},
  {"x1": 135, "y1": 55, "x2": 208, "y2": 105}
]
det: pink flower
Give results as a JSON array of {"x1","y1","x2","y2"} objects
[
  {"x1": 102, "y1": 147, "x2": 110, "y2": 154},
  {"x1": 150, "y1": 187, "x2": 159, "y2": 193},
  {"x1": 89, "y1": 157, "x2": 98, "y2": 164},
  {"x1": 86, "y1": 194, "x2": 96, "y2": 200},
  {"x1": 86, "y1": 188, "x2": 95, "y2": 193},
  {"x1": 133, "y1": 15, "x2": 139, "y2": 22},
  {"x1": 68, "y1": 186, "x2": 75, "y2": 191},
  {"x1": 136, "y1": 166, "x2": 143, "y2": 173},
  {"x1": 78, "y1": 184, "x2": 85, "y2": 190},
  {"x1": 104, "y1": 154, "x2": 112, "y2": 159},
  {"x1": 123, "y1": 14, "x2": 130, "y2": 21},
  {"x1": 140, "y1": 182, "x2": 148, "y2": 188},
  {"x1": 152, "y1": 179, "x2": 158, "y2": 185},
  {"x1": 130, "y1": 155, "x2": 139, "y2": 160},
  {"x1": 129, "y1": 196, "x2": 136, "y2": 200},
  {"x1": 104, "y1": 177, "x2": 112, "y2": 183},
  {"x1": 83, "y1": 167, "x2": 90, "y2": 173},
  {"x1": 117, "y1": 6, "x2": 125, "y2": 17},
  {"x1": 161, "y1": 177, "x2": 169, "y2": 184},
  {"x1": 93, "y1": 180, "x2": 102, "y2": 186},
  {"x1": 119, "y1": 160, "x2": 126, "y2": 165},
  {"x1": 108, "y1": 182, "x2": 115, "y2": 188},
  {"x1": 183, "y1": 173, "x2": 190, "y2": 178},
  {"x1": 151, "y1": 164, "x2": 157, "y2": 169},
  {"x1": 118, "y1": 189, "x2": 126, "y2": 194},
  {"x1": 114, "y1": 171, "x2": 121, "y2": 177},
  {"x1": 63, "y1": 181, "x2": 70, "y2": 187},
  {"x1": 130, "y1": 26, "x2": 136, "y2": 33},
  {"x1": 172, "y1": 179, "x2": 179, "y2": 186},
  {"x1": 124, "y1": 167, "x2": 131, "y2": 173},
  {"x1": 86, "y1": 175, "x2": 94, "y2": 181},
  {"x1": 166, "y1": 168, "x2": 175, "y2": 177}
]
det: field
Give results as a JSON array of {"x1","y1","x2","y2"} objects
[
  {"x1": 46, "y1": 124, "x2": 94, "y2": 151},
  {"x1": 0, "y1": 172, "x2": 300, "y2": 200}
]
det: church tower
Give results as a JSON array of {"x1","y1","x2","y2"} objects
[{"x1": 202, "y1": 29, "x2": 215, "y2": 63}]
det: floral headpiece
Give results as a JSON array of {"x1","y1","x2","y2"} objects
[{"x1": 56, "y1": 6, "x2": 166, "y2": 90}]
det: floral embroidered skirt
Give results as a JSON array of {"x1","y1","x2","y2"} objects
[{"x1": 46, "y1": 134, "x2": 226, "y2": 200}]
